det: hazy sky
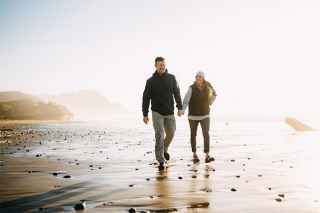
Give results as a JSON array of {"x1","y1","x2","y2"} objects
[{"x1": 1, "y1": 0, "x2": 320, "y2": 118}]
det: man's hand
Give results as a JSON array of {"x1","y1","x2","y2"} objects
[
  {"x1": 177, "y1": 111, "x2": 183, "y2": 117},
  {"x1": 143, "y1": 116, "x2": 149, "y2": 124}
]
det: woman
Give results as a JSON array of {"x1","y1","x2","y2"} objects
[{"x1": 182, "y1": 71, "x2": 217, "y2": 163}]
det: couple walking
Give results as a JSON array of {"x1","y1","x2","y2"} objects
[{"x1": 142, "y1": 56, "x2": 217, "y2": 170}]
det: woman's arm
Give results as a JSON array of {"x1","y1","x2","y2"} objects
[
  {"x1": 182, "y1": 86, "x2": 192, "y2": 114},
  {"x1": 207, "y1": 81, "x2": 217, "y2": 105}
]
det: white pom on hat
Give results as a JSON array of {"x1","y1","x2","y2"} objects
[{"x1": 196, "y1": 71, "x2": 205, "y2": 78}]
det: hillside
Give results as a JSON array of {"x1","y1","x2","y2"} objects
[
  {"x1": 0, "y1": 99, "x2": 72, "y2": 120},
  {"x1": 0, "y1": 91, "x2": 41, "y2": 102},
  {"x1": 40, "y1": 90, "x2": 126, "y2": 120}
]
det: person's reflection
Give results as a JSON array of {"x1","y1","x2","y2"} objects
[
  {"x1": 187, "y1": 164, "x2": 212, "y2": 210},
  {"x1": 204, "y1": 164, "x2": 212, "y2": 193},
  {"x1": 189, "y1": 164, "x2": 212, "y2": 193},
  {"x1": 154, "y1": 168, "x2": 172, "y2": 209},
  {"x1": 190, "y1": 164, "x2": 198, "y2": 193}
]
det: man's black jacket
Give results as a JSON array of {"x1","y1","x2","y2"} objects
[{"x1": 142, "y1": 70, "x2": 182, "y2": 117}]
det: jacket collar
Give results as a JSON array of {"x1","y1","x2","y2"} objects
[{"x1": 153, "y1": 69, "x2": 168, "y2": 78}]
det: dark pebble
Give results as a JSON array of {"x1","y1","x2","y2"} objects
[
  {"x1": 28, "y1": 170, "x2": 40, "y2": 173},
  {"x1": 128, "y1": 208, "x2": 136, "y2": 213},
  {"x1": 278, "y1": 194, "x2": 285, "y2": 198},
  {"x1": 230, "y1": 188, "x2": 237, "y2": 192},
  {"x1": 275, "y1": 198, "x2": 282, "y2": 202},
  {"x1": 63, "y1": 175, "x2": 71, "y2": 178},
  {"x1": 178, "y1": 176, "x2": 183, "y2": 180},
  {"x1": 190, "y1": 202, "x2": 210, "y2": 208},
  {"x1": 203, "y1": 188, "x2": 212, "y2": 192},
  {"x1": 74, "y1": 202, "x2": 86, "y2": 211}
]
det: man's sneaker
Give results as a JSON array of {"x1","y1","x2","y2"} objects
[
  {"x1": 205, "y1": 156, "x2": 215, "y2": 163},
  {"x1": 158, "y1": 162, "x2": 165, "y2": 171},
  {"x1": 164, "y1": 152, "x2": 170, "y2": 161},
  {"x1": 193, "y1": 155, "x2": 200, "y2": 164}
]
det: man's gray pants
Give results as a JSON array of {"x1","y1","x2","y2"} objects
[{"x1": 152, "y1": 111, "x2": 176, "y2": 163}]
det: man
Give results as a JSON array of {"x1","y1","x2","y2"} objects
[
  {"x1": 142, "y1": 56, "x2": 183, "y2": 170},
  {"x1": 181, "y1": 71, "x2": 217, "y2": 163}
]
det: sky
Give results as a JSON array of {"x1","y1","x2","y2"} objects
[{"x1": 1, "y1": 0, "x2": 320, "y2": 119}]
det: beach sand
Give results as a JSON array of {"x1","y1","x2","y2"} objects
[{"x1": 0, "y1": 118, "x2": 320, "y2": 212}]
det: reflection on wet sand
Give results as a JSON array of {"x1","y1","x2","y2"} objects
[
  {"x1": 147, "y1": 164, "x2": 212, "y2": 212},
  {"x1": 153, "y1": 169, "x2": 175, "y2": 211}
]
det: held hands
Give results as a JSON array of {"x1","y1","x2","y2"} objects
[
  {"x1": 143, "y1": 116, "x2": 149, "y2": 124},
  {"x1": 177, "y1": 110, "x2": 184, "y2": 117}
]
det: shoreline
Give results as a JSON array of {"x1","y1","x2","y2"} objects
[{"x1": 0, "y1": 119, "x2": 72, "y2": 125}]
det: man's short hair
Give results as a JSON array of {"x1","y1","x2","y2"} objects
[{"x1": 155, "y1": 56, "x2": 165, "y2": 65}]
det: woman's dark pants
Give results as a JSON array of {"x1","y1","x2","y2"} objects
[{"x1": 188, "y1": 117, "x2": 210, "y2": 153}]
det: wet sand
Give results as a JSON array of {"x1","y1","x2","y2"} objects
[{"x1": 1, "y1": 119, "x2": 320, "y2": 212}]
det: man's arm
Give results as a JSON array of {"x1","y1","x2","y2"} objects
[
  {"x1": 172, "y1": 76, "x2": 183, "y2": 112},
  {"x1": 142, "y1": 80, "x2": 151, "y2": 117},
  {"x1": 182, "y1": 86, "x2": 192, "y2": 114}
]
